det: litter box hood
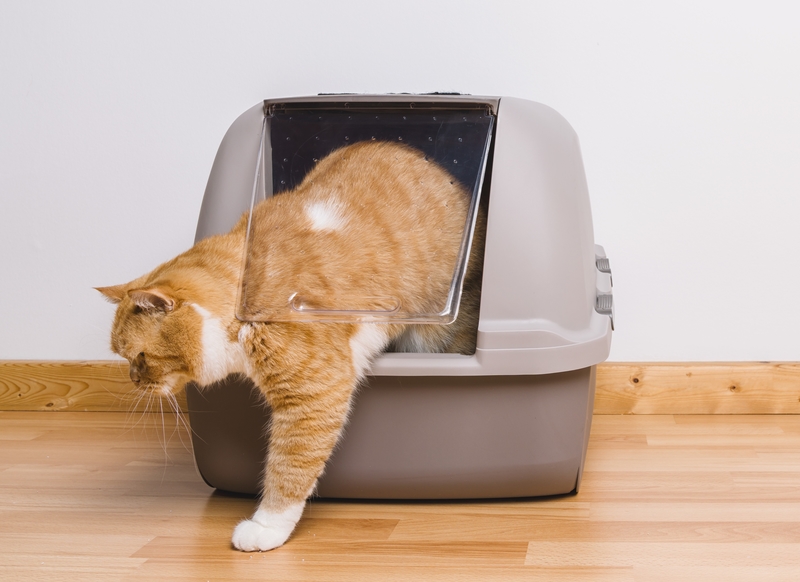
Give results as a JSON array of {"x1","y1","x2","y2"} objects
[{"x1": 197, "y1": 94, "x2": 613, "y2": 376}]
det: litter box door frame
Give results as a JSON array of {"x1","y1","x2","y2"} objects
[{"x1": 235, "y1": 100, "x2": 496, "y2": 325}]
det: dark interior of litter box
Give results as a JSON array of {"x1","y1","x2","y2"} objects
[{"x1": 268, "y1": 103, "x2": 493, "y2": 195}]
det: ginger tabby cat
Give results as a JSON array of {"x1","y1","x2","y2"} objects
[{"x1": 97, "y1": 141, "x2": 484, "y2": 551}]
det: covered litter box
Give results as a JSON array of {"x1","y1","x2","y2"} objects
[{"x1": 187, "y1": 94, "x2": 614, "y2": 499}]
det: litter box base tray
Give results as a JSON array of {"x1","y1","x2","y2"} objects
[{"x1": 186, "y1": 367, "x2": 596, "y2": 500}]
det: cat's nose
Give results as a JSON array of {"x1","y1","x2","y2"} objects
[{"x1": 130, "y1": 352, "x2": 146, "y2": 384}]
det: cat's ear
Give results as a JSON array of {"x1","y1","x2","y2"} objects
[
  {"x1": 128, "y1": 288, "x2": 176, "y2": 313},
  {"x1": 95, "y1": 285, "x2": 128, "y2": 304}
]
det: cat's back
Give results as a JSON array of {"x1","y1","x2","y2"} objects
[
  {"x1": 285, "y1": 140, "x2": 468, "y2": 224},
  {"x1": 243, "y1": 141, "x2": 472, "y2": 316}
]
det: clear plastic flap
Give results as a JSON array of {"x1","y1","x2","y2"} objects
[{"x1": 237, "y1": 101, "x2": 494, "y2": 323}]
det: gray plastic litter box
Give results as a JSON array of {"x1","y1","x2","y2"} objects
[{"x1": 187, "y1": 94, "x2": 614, "y2": 499}]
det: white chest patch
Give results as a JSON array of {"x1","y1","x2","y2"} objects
[
  {"x1": 191, "y1": 304, "x2": 248, "y2": 386},
  {"x1": 306, "y1": 200, "x2": 346, "y2": 232}
]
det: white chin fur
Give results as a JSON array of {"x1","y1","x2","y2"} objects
[
  {"x1": 191, "y1": 304, "x2": 248, "y2": 386},
  {"x1": 149, "y1": 374, "x2": 182, "y2": 396},
  {"x1": 231, "y1": 502, "x2": 306, "y2": 552}
]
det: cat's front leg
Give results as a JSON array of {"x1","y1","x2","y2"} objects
[
  {"x1": 229, "y1": 387, "x2": 347, "y2": 551},
  {"x1": 230, "y1": 359, "x2": 357, "y2": 551},
  {"x1": 230, "y1": 397, "x2": 320, "y2": 552}
]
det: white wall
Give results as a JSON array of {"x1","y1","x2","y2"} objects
[{"x1": 1, "y1": 0, "x2": 798, "y2": 362}]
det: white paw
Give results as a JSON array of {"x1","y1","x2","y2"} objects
[
  {"x1": 231, "y1": 503, "x2": 305, "y2": 552},
  {"x1": 231, "y1": 518, "x2": 291, "y2": 552}
]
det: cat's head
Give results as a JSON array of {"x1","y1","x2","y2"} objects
[{"x1": 96, "y1": 283, "x2": 208, "y2": 395}]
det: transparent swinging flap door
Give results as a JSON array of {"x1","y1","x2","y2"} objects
[{"x1": 237, "y1": 101, "x2": 495, "y2": 323}]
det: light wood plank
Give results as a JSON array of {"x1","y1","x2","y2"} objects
[
  {"x1": 525, "y1": 541, "x2": 800, "y2": 568},
  {"x1": 633, "y1": 566, "x2": 800, "y2": 582},
  {"x1": 2, "y1": 360, "x2": 800, "y2": 414},
  {"x1": 0, "y1": 360, "x2": 187, "y2": 412},
  {"x1": 596, "y1": 362, "x2": 800, "y2": 414}
]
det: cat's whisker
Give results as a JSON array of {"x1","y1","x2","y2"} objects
[
  {"x1": 128, "y1": 386, "x2": 148, "y2": 413},
  {"x1": 126, "y1": 388, "x2": 152, "y2": 437},
  {"x1": 157, "y1": 395, "x2": 181, "y2": 485},
  {"x1": 98, "y1": 380, "x2": 129, "y2": 413},
  {"x1": 150, "y1": 393, "x2": 163, "y2": 443},
  {"x1": 119, "y1": 390, "x2": 144, "y2": 437},
  {"x1": 162, "y1": 394, "x2": 182, "y2": 450},
  {"x1": 140, "y1": 390, "x2": 157, "y2": 446},
  {"x1": 165, "y1": 392, "x2": 187, "y2": 437},
  {"x1": 156, "y1": 396, "x2": 168, "y2": 483},
  {"x1": 170, "y1": 391, "x2": 200, "y2": 452},
  {"x1": 177, "y1": 408, "x2": 202, "y2": 444},
  {"x1": 162, "y1": 396, "x2": 177, "y2": 457}
]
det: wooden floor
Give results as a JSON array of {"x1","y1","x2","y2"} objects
[{"x1": 2, "y1": 412, "x2": 800, "y2": 581}]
